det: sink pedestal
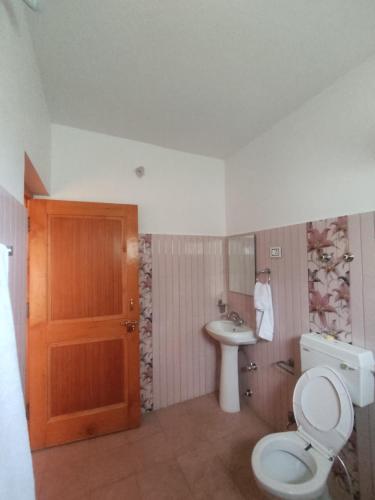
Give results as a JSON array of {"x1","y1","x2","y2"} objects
[
  {"x1": 205, "y1": 320, "x2": 256, "y2": 413},
  {"x1": 219, "y1": 344, "x2": 240, "y2": 412}
]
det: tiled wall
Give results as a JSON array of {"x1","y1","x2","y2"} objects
[
  {"x1": 151, "y1": 235, "x2": 226, "y2": 409},
  {"x1": 349, "y1": 213, "x2": 375, "y2": 500},
  {"x1": 229, "y1": 223, "x2": 309, "y2": 431},
  {"x1": 0, "y1": 185, "x2": 27, "y2": 390},
  {"x1": 307, "y1": 216, "x2": 358, "y2": 498},
  {"x1": 227, "y1": 216, "x2": 375, "y2": 499}
]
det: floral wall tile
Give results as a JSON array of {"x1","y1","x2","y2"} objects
[
  {"x1": 307, "y1": 216, "x2": 351, "y2": 342},
  {"x1": 139, "y1": 234, "x2": 153, "y2": 412}
]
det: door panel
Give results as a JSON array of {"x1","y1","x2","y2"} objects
[
  {"x1": 28, "y1": 200, "x2": 140, "y2": 449},
  {"x1": 49, "y1": 338, "x2": 125, "y2": 417},
  {"x1": 49, "y1": 216, "x2": 123, "y2": 320}
]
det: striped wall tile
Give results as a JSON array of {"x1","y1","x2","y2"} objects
[
  {"x1": 349, "y1": 213, "x2": 375, "y2": 500},
  {"x1": 152, "y1": 235, "x2": 225, "y2": 409},
  {"x1": 0, "y1": 185, "x2": 27, "y2": 389},
  {"x1": 228, "y1": 224, "x2": 309, "y2": 431}
]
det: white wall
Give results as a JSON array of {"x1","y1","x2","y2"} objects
[
  {"x1": 226, "y1": 56, "x2": 375, "y2": 235},
  {"x1": 0, "y1": 1, "x2": 50, "y2": 202},
  {"x1": 51, "y1": 125, "x2": 226, "y2": 235}
]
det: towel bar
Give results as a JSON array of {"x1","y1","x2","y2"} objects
[{"x1": 275, "y1": 359, "x2": 295, "y2": 375}]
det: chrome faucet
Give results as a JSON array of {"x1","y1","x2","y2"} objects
[{"x1": 227, "y1": 311, "x2": 244, "y2": 326}]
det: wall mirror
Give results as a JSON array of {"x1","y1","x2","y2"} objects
[{"x1": 228, "y1": 233, "x2": 256, "y2": 295}]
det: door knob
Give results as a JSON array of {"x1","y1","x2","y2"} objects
[{"x1": 120, "y1": 320, "x2": 138, "y2": 333}]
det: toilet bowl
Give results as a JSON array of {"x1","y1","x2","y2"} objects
[
  {"x1": 251, "y1": 432, "x2": 332, "y2": 499},
  {"x1": 251, "y1": 366, "x2": 354, "y2": 500}
]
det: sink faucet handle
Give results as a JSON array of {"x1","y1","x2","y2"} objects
[{"x1": 227, "y1": 311, "x2": 244, "y2": 326}]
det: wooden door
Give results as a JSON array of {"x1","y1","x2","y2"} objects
[{"x1": 28, "y1": 200, "x2": 140, "y2": 449}]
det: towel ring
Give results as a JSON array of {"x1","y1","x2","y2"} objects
[{"x1": 256, "y1": 268, "x2": 271, "y2": 283}]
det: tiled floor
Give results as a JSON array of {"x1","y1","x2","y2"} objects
[{"x1": 33, "y1": 393, "x2": 271, "y2": 499}]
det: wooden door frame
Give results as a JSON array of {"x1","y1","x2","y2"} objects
[{"x1": 24, "y1": 152, "x2": 49, "y2": 424}]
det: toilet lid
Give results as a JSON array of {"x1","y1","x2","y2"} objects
[{"x1": 293, "y1": 366, "x2": 354, "y2": 456}]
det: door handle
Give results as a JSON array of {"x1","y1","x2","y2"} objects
[{"x1": 120, "y1": 320, "x2": 138, "y2": 333}]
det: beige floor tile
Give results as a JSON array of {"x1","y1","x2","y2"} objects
[
  {"x1": 127, "y1": 411, "x2": 162, "y2": 443},
  {"x1": 35, "y1": 438, "x2": 92, "y2": 469},
  {"x1": 182, "y1": 393, "x2": 221, "y2": 421},
  {"x1": 158, "y1": 411, "x2": 208, "y2": 456},
  {"x1": 33, "y1": 469, "x2": 43, "y2": 498},
  {"x1": 131, "y1": 431, "x2": 175, "y2": 472},
  {"x1": 32, "y1": 394, "x2": 273, "y2": 500},
  {"x1": 229, "y1": 465, "x2": 268, "y2": 500},
  {"x1": 156, "y1": 400, "x2": 190, "y2": 421},
  {"x1": 88, "y1": 429, "x2": 131, "y2": 453},
  {"x1": 199, "y1": 411, "x2": 253, "y2": 443},
  {"x1": 213, "y1": 431, "x2": 252, "y2": 472},
  {"x1": 177, "y1": 442, "x2": 243, "y2": 500},
  {"x1": 38, "y1": 455, "x2": 92, "y2": 500},
  {"x1": 89, "y1": 441, "x2": 136, "y2": 490},
  {"x1": 32, "y1": 450, "x2": 47, "y2": 475},
  {"x1": 90, "y1": 475, "x2": 141, "y2": 500},
  {"x1": 137, "y1": 461, "x2": 193, "y2": 500},
  {"x1": 214, "y1": 423, "x2": 270, "y2": 473}
]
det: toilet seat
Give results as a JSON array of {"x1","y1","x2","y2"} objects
[{"x1": 293, "y1": 365, "x2": 354, "y2": 457}]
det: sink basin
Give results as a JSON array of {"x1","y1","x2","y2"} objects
[
  {"x1": 205, "y1": 320, "x2": 257, "y2": 413},
  {"x1": 205, "y1": 320, "x2": 257, "y2": 346}
]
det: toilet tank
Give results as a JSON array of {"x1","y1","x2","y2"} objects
[{"x1": 300, "y1": 333, "x2": 374, "y2": 407}]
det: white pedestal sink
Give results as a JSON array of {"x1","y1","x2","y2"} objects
[{"x1": 205, "y1": 320, "x2": 257, "y2": 413}]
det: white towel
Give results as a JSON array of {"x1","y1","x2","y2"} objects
[
  {"x1": 0, "y1": 244, "x2": 35, "y2": 500},
  {"x1": 254, "y1": 281, "x2": 274, "y2": 341}
]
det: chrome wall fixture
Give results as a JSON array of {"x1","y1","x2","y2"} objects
[
  {"x1": 343, "y1": 252, "x2": 355, "y2": 263},
  {"x1": 318, "y1": 252, "x2": 333, "y2": 263},
  {"x1": 7, "y1": 246, "x2": 13, "y2": 256},
  {"x1": 319, "y1": 251, "x2": 354, "y2": 263},
  {"x1": 243, "y1": 362, "x2": 258, "y2": 372},
  {"x1": 243, "y1": 389, "x2": 253, "y2": 398}
]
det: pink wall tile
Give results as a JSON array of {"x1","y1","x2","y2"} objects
[
  {"x1": 0, "y1": 185, "x2": 27, "y2": 389},
  {"x1": 227, "y1": 223, "x2": 309, "y2": 431},
  {"x1": 349, "y1": 213, "x2": 375, "y2": 500},
  {"x1": 152, "y1": 235, "x2": 225, "y2": 409}
]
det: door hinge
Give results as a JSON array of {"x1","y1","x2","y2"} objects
[
  {"x1": 26, "y1": 402, "x2": 30, "y2": 421},
  {"x1": 27, "y1": 216, "x2": 31, "y2": 232},
  {"x1": 26, "y1": 302, "x2": 30, "y2": 319}
]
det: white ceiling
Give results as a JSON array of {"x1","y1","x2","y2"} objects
[{"x1": 28, "y1": 1, "x2": 375, "y2": 158}]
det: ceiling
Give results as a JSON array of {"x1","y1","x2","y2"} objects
[{"x1": 28, "y1": 1, "x2": 375, "y2": 158}]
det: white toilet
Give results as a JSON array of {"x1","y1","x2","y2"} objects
[{"x1": 251, "y1": 333, "x2": 375, "y2": 500}]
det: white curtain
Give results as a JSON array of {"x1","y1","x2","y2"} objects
[{"x1": 0, "y1": 244, "x2": 35, "y2": 500}]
